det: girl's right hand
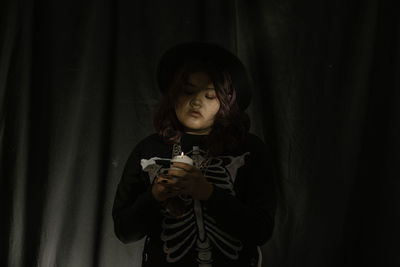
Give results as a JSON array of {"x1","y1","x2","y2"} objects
[{"x1": 151, "y1": 174, "x2": 181, "y2": 202}]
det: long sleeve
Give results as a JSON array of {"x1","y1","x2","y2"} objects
[
  {"x1": 112, "y1": 144, "x2": 161, "y2": 243},
  {"x1": 112, "y1": 133, "x2": 276, "y2": 266},
  {"x1": 201, "y1": 136, "x2": 277, "y2": 246}
]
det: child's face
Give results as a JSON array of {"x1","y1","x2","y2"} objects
[{"x1": 175, "y1": 72, "x2": 220, "y2": 135}]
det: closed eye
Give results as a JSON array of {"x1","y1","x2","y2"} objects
[
  {"x1": 206, "y1": 94, "x2": 216, "y2": 100},
  {"x1": 205, "y1": 89, "x2": 217, "y2": 100}
]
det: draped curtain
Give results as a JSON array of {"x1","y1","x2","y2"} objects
[{"x1": 1, "y1": 0, "x2": 398, "y2": 266}]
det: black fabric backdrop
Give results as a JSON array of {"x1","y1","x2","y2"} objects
[{"x1": 1, "y1": 0, "x2": 399, "y2": 266}]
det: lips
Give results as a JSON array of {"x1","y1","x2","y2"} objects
[{"x1": 188, "y1": 109, "x2": 202, "y2": 117}]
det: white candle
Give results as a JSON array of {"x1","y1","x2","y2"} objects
[
  {"x1": 171, "y1": 152, "x2": 193, "y2": 168},
  {"x1": 170, "y1": 152, "x2": 193, "y2": 202}
]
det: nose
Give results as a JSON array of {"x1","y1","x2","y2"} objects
[{"x1": 189, "y1": 92, "x2": 202, "y2": 108}]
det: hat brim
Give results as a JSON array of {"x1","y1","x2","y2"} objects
[{"x1": 156, "y1": 42, "x2": 252, "y2": 110}]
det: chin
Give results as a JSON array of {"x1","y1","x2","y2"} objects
[{"x1": 183, "y1": 121, "x2": 202, "y2": 129}]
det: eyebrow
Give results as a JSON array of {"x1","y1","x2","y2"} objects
[{"x1": 186, "y1": 82, "x2": 215, "y2": 90}]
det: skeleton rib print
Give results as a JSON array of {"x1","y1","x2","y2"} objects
[{"x1": 141, "y1": 146, "x2": 250, "y2": 266}]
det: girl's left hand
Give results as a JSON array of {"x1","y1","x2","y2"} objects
[{"x1": 167, "y1": 162, "x2": 214, "y2": 201}]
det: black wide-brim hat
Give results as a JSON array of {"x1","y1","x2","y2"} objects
[{"x1": 156, "y1": 42, "x2": 252, "y2": 110}]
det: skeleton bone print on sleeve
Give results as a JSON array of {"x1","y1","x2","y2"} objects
[{"x1": 141, "y1": 146, "x2": 250, "y2": 266}]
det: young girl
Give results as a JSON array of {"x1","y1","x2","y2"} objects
[{"x1": 112, "y1": 42, "x2": 276, "y2": 267}]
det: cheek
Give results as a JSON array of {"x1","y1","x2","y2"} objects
[
  {"x1": 209, "y1": 101, "x2": 221, "y2": 119},
  {"x1": 215, "y1": 98, "x2": 221, "y2": 112}
]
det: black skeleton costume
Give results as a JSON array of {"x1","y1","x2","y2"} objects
[{"x1": 112, "y1": 132, "x2": 276, "y2": 267}]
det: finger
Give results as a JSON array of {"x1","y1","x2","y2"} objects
[
  {"x1": 165, "y1": 180, "x2": 188, "y2": 192},
  {"x1": 156, "y1": 174, "x2": 169, "y2": 182},
  {"x1": 157, "y1": 174, "x2": 178, "y2": 183},
  {"x1": 164, "y1": 180, "x2": 188, "y2": 191},
  {"x1": 159, "y1": 173, "x2": 176, "y2": 179},
  {"x1": 159, "y1": 177, "x2": 184, "y2": 187},
  {"x1": 161, "y1": 183, "x2": 182, "y2": 192},
  {"x1": 167, "y1": 168, "x2": 189, "y2": 178},
  {"x1": 156, "y1": 178, "x2": 169, "y2": 184}
]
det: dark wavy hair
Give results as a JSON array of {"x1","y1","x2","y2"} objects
[{"x1": 153, "y1": 60, "x2": 250, "y2": 156}]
